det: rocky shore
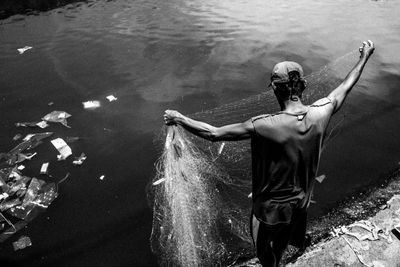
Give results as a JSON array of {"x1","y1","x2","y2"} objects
[{"x1": 237, "y1": 166, "x2": 400, "y2": 266}]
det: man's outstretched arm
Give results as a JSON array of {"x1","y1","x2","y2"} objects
[
  {"x1": 164, "y1": 110, "x2": 254, "y2": 142},
  {"x1": 328, "y1": 40, "x2": 375, "y2": 113}
]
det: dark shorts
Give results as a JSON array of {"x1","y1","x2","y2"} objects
[{"x1": 251, "y1": 204, "x2": 307, "y2": 249}]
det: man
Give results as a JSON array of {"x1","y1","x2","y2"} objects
[{"x1": 164, "y1": 40, "x2": 375, "y2": 266}]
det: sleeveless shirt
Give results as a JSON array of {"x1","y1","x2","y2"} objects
[{"x1": 251, "y1": 97, "x2": 334, "y2": 225}]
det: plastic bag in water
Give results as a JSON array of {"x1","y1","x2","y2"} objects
[
  {"x1": 82, "y1": 101, "x2": 100, "y2": 110},
  {"x1": 42, "y1": 111, "x2": 71, "y2": 128},
  {"x1": 21, "y1": 178, "x2": 44, "y2": 207},
  {"x1": 17, "y1": 46, "x2": 32, "y2": 54},
  {"x1": 0, "y1": 199, "x2": 22, "y2": 212},
  {"x1": 15, "y1": 121, "x2": 49, "y2": 129},
  {"x1": 72, "y1": 153, "x2": 86, "y2": 165},
  {"x1": 12, "y1": 235, "x2": 32, "y2": 251},
  {"x1": 50, "y1": 138, "x2": 72, "y2": 160},
  {"x1": 3, "y1": 132, "x2": 53, "y2": 165}
]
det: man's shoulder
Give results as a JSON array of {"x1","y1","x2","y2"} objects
[
  {"x1": 308, "y1": 97, "x2": 335, "y2": 124},
  {"x1": 310, "y1": 97, "x2": 333, "y2": 107},
  {"x1": 252, "y1": 114, "x2": 271, "y2": 123},
  {"x1": 251, "y1": 113, "x2": 285, "y2": 125}
]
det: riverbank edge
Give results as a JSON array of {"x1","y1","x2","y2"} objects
[{"x1": 236, "y1": 165, "x2": 400, "y2": 266}]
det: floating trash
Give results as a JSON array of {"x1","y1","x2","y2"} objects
[
  {"x1": 72, "y1": 153, "x2": 86, "y2": 165},
  {"x1": 65, "y1": 136, "x2": 80, "y2": 143},
  {"x1": 106, "y1": 95, "x2": 117, "y2": 102},
  {"x1": 15, "y1": 121, "x2": 49, "y2": 129},
  {"x1": 12, "y1": 134, "x2": 22, "y2": 141},
  {"x1": 15, "y1": 152, "x2": 37, "y2": 164},
  {"x1": 0, "y1": 116, "x2": 71, "y2": 246},
  {"x1": 23, "y1": 134, "x2": 35, "y2": 142},
  {"x1": 36, "y1": 121, "x2": 49, "y2": 129},
  {"x1": 99, "y1": 175, "x2": 105, "y2": 180},
  {"x1": 17, "y1": 46, "x2": 32, "y2": 54},
  {"x1": 42, "y1": 111, "x2": 71, "y2": 128},
  {"x1": 40, "y1": 163, "x2": 49, "y2": 174},
  {"x1": 50, "y1": 138, "x2": 72, "y2": 161},
  {"x1": 315, "y1": 174, "x2": 326, "y2": 183},
  {"x1": 0, "y1": 199, "x2": 21, "y2": 211},
  {"x1": 17, "y1": 165, "x2": 25, "y2": 171},
  {"x1": 82, "y1": 100, "x2": 101, "y2": 110},
  {"x1": 15, "y1": 122, "x2": 39, "y2": 127},
  {"x1": 12, "y1": 235, "x2": 32, "y2": 251},
  {"x1": 0, "y1": 193, "x2": 9, "y2": 201},
  {"x1": 9, "y1": 133, "x2": 53, "y2": 160}
]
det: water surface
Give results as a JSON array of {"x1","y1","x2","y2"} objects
[{"x1": 1, "y1": 0, "x2": 400, "y2": 266}]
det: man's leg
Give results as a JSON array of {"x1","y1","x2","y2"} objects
[
  {"x1": 270, "y1": 224, "x2": 292, "y2": 265},
  {"x1": 251, "y1": 215, "x2": 291, "y2": 267}
]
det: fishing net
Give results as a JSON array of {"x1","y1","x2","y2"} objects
[
  {"x1": 150, "y1": 126, "x2": 252, "y2": 266},
  {"x1": 149, "y1": 51, "x2": 359, "y2": 266}
]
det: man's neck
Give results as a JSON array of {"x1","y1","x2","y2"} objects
[{"x1": 280, "y1": 97, "x2": 307, "y2": 113}]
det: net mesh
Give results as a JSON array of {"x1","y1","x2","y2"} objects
[
  {"x1": 148, "y1": 51, "x2": 359, "y2": 266},
  {"x1": 150, "y1": 126, "x2": 252, "y2": 266}
]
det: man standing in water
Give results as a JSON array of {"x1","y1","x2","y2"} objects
[{"x1": 164, "y1": 40, "x2": 374, "y2": 267}]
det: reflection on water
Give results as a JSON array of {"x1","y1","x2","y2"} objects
[{"x1": 1, "y1": 0, "x2": 400, "y2": 266}]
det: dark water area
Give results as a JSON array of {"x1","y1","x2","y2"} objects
[
  {"x1": 0, "y1": 0, "x2": 88, "y2": 20},
  {"x1": 0, "y1": 0, "x2": 400, "y2": 266}
]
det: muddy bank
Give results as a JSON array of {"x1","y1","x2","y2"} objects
[{"x1": 236, "y1": 166, "x2": 400, "y2": 266}]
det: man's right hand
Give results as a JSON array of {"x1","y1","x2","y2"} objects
[
  {"x1": 359, "y1": 40, "x2": 375, "y2": 58},
  {"x1": 164, "y1": 110, "x2": 183, "y2": 125}
]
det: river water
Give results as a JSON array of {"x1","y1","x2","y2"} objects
[{"x1": 0, "y1": 0, "x2": 399, "y2": 266}]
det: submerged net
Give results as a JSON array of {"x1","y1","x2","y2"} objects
[{"x1": 149, "y1": 51, "x2": 359, "y2": 266}]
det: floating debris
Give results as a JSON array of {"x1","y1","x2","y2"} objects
[
  {"x1": 36, "y1": 121, "x2": 49, "y2": 129},
  {"x1": 82, "y1": 100, "x2": 100, "y2": 110},
  {"x1": 0, "y1": 119, "x2": 68, "y2": 244},
  {"x1": 15, "y1": 121, "x2": 49, "y2": 129},
  {"x1": 72, "y1": 153, "x2": 86, "y2": 165},
  {"x1": 40, "y1": 163, "x2": 49, "y2": 174},
  {"x1": 65, "y1": 136, "x2": 80, "y2": 143},
  {"x1": 106, "y1": 95, "x2": 117, "y2": 102},
  {"x1": 315, "y1": 174, "x2": 326, "y2": 183},
  {"x1": 48, "y1": 102, "x2": 54, "y2": 106},
  {"x1": 42, "y1": 111, "x2": 71, "y2": 128},
  {"x1": 12, "y1": 134, "x2": 22, "y2": 141},
  {"x1": 23, "y1": 134, "x2": 34, "y2": 142},
  {"x1": 17, "y1": 165, "x2": 25, "y2": 171},
  {"x1": 17, "y1": 46, "x2": 32, "y2": 54},
  {"x1": 15, "y1": 152, "x2": 37, "y2": 164},
  {"x1": 99, "y1": 175, "x2": 105, "y2": 180},
  {"x1": 0, "y1": 193, "x2": 9, "y2": 201},
  {"x1": 50, "y1": 138, "x2": 72, "y2": 161},
  {"x1": 12, "y1": 235, "x2": 32, "y2": 251},
  {"x1": 15, "y1": 122, "x2": 39, "y2": 127}
]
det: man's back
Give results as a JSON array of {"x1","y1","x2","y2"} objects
[{"x1": 251, "y1": 97, "x2": 334, "y2": 224}]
